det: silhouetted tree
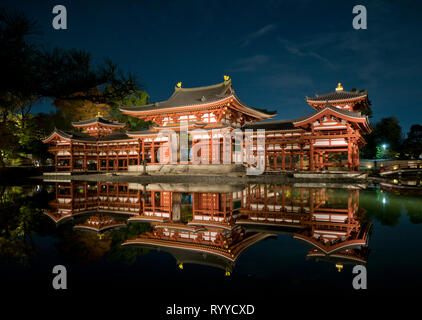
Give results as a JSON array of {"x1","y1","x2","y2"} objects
[
  {"x1": 0, "y1": 9, "x2": 142, "y2": 165},
  {"x1": 361, "y1": 117, "x2": 403, "y2": 159},
  {"x1": 401, "y1": 124, "x2": 422, "y2": 159}
]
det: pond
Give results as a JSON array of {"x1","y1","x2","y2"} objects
[{"x1": 1, "y1": 180, "x2": 421, "y2": 305}]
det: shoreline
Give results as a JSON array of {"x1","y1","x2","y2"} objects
[{"x1": 29, "y1": 172, "x2": 386, "y2": 189}]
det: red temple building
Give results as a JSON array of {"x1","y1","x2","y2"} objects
[{"x1": 43, "y1": 77, "x2": 371, "y2": 173}]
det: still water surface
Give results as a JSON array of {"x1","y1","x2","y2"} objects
[{"x1": 1, "y1": 180, "x2": 421, "y2": 299}]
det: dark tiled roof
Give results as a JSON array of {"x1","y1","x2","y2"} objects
[
  {"x1": 72, "y1": 117, "x2": 125, "y2": 127},
  {"x1": 242, "y1": 103, "x2": 367, "y2": 131},
  {"x1": 51, "y1": 128, "x2": 72, "y2": 139},
  {"x1": 52, "y1": 128, "x2": 97, "y2": 141},
  {"x1": 243, "y1": 119, "x2": 297, "y2": 131},
  {"x1": 48, "y1": 128, "x2": 133, "y2": 142},
  {"x1": 121, "y1": 81, "x2": 232, "y2": 112},
  {"x1": 294, "y1": 104, "x2": 365, "y2": 123},
  {"x1": 120, "y1": 80, "x2": 276, "y2": 116},
  {"x1": 307, "y1": 90, "x2": 368, "y2": 102}
]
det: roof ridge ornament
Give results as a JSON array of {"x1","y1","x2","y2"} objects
[
  {"x1": 336, "y1": 82, "x2": 344, "y2": 92},
  {"x1": 176, "y1": 82, "x2": 182, "y2": 89},
  {"x1": 223, "y1": 75, "x2": 230, "y2": 82},
  {"x1": 96, "y1": 111, "x2": 103, "y2": 118}
]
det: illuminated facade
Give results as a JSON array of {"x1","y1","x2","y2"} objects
[{"x1": 43, "y1": 77, "x2": 371, "y2": 172}]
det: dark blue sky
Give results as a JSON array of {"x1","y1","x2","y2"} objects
[{"x1": 4, "y1": 0, "x2": 422, "y2": 132}]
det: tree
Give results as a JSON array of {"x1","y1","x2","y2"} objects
[
  {"x1": 52, "y1": 88, "x2": 112, "y2": 121},
  {"x1": 106, "y1": 87, "x2": 152, "y2": 130},
  {"x1": 0, "y1": 9, "x2": 142, "y2": 165},
  {"x1": 360, "y1": 130, "x2": 377, "y2": 159},
  {"x1": 0, "y1": 120, "x2": 19, "y2": 166},
  {"x1": 361, "y1": 117, "x2": 403, "y2": 159},
  {"x1": 0, "y1": 9, "x2": 40, "y2": 122},
  {"x1": 401, "y1": 124, "x2": 422, "y2": 159}
]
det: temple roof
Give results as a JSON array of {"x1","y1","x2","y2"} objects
[
  {"x1": 121, "y1": 80, "x2": 233, "y2": 112},
  {"x1": 43, "y1": 128, "x2": 135, "y2": 143},
  {"x1": 243, "y1": 103, "x2": 369, "y2": 132},
  {"x1": 294, "y1": 103, "x2": 367, "y2": 123},
  {"x1": 120, "y1": 78, "x2": 276, "y2": 118},
  {"x1": 307, "y1": 87, "x2": 368, "y2": 103},
  {"x1": 49, "y1": 128, "x2": 96, "y2": 141},
  {"x1": 293, "y1": 104, "x2": 371, "y2": 133},
  {"x1": 72, "y1": 116, "x2": 125, "y2": 127}
]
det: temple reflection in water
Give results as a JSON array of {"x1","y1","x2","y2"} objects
[{"x1": 44, "y1": 181, "x2": 371, "y2": 274}]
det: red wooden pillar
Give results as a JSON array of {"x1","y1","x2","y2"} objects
[
  {"x1": 347, "y1": 142, "x2": 352, "y2": 171},
  {"x1": 209, "y1": 133, "x2": 212, "y2": 164},
  {"x1": 70, "y1": 141, "x2": 74, "y2": 171},
  {"x1": 151, "y1": 141, "x2": 155, "y2": 163},
  {"x1": 356, "y1": 144, "x2": 360, "y2": 170},
  {"x1": 96, "y1": 144, "x2": 100, "y2": 172},
  {"x1": 264, "y1": 136, "x2": 268, "y2": 172},
  {"x1": 126, "y1": 144, "x2": 129, "y2": 169},
  {"x1": 309, "y1": 141, "x2": 314, "y2": 171},
  {"x1": 320, "y1": 153, "x2": 323, "y2": 170},
  {"x1": 282, "y1": 147, "x2": 285, "y2": 171},
  {"x1": 137, "y1": 139, "x2": 141, "y2": 166},
  {"x1": 346, "y1": 124, "x2": 352, "y2": 171},
  {"x1": 115, "y1": 148, "x2": 118, "y2": 171},
  {"x1": 83, "y1": 144, "x2": 87, "y2": 172},
  {"x1": 300, "y1": 146, "x2": 304, "y2": 170},
  {"x1": 324, "y1": 153, "x2": 328, "y2": 171}
]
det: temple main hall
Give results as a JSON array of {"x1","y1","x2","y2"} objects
[{"x1": 43, "y1": 76, "x2": 371, "y2": 173}]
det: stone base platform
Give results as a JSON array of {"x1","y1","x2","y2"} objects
[
  {"x1": 293, "y1": 171, "x2": 367, "y2": 179},
  {"x1": 126, "y1": 164, "x2": 246, "y2": 176}
]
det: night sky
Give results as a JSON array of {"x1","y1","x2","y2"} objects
[{"x1": 3, "y1": 0, "x2": 422, "y2": 132}]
